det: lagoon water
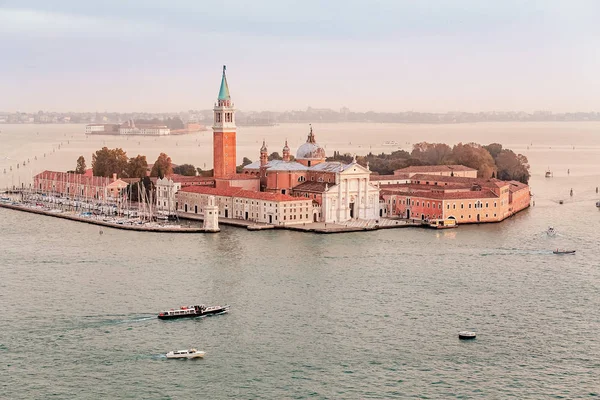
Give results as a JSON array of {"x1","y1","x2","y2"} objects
[{"x1": 1, "y1": 122, "x2": 600, "y2": 398}]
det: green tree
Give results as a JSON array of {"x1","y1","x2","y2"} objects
[
  {"x1": 150, "y1": 153, "x2": 173, "y2": 178},
  {"x1": 483, "y1": 143, "x2": 503, "y2": 160},
  {"x1": 242, "y1": 157, "x2": 253, "y2": 166},
  {"x1": 75, "y1": 156, "x2": 86, "y2": 174},
  {"x1": 196, "y1": 167, "x2": 214, "y2": 177},
  {"x1": 173, "y1": 163, "x2": 197, "y2": 176},
  {"x1": 91, "y1": 147, "x2": 128, "y2": 177},
  {"x1": 268, "y1": 152, "x2": 282, "y2": 161},
  {"x1": 495, "y1": 149, "x2": 530, "y2": 184},
  {"x1": 126, "y1": 155, "x2": 148, "y2": 179},
  {"x1": 450, "y1": 143, "x2": 496, "y2": 178},
  {"x1": 411, "y1": 142, "x2": 452, "y2": 165}
]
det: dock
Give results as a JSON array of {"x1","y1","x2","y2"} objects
[{"x1": 0, "y1": 202, "x2": 216, "y2": 233}]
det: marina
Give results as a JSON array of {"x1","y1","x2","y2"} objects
[{"x1": 0, "y1": 201, "x2": 211, "y2": 233}]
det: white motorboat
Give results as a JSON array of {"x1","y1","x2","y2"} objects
[
  {"x1": 382, "y1": 140, "x2": 400, "y2": 146},
  {"x1": 458, "y1": 331, "x2": 476, "y2": 340},
  {"x1": 166, "y1": 349, "x2": 205, "y2": 359},
  {"x1": 547, "y1": 226, "x2": 556, "y2": 236}
]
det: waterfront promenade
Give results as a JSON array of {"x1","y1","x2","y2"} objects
[{"x1": 177, "y1": 210, "x2": 421, "y2": 234}]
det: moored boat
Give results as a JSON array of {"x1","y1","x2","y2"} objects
[
  {"x1": 166, "y1": 348, "x2": 205, "y2": 359},
  {"x1": 429, "y1": 218, "x2": 457, "y2": 229},
  {"x1": 547, "y1": 226, "x2": 556, "y2": 236},
  {"x1": 158, "y1": 304, "x2": 229, "y2": 320}
]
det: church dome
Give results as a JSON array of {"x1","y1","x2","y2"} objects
[
  {"x1": 296, "y1": 125, "x2": 326, "y2": 160},
  {"x1": 296, "y1": 142, "x2": 326, "y2": 159}
]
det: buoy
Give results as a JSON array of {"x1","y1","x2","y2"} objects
[{"x1": 459, "y1": 331, "x2": 476, "y2": 340}]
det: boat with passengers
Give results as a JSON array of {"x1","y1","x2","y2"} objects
[{"x1": 158, "y1": 304, "x2": 229, "y2": 320}]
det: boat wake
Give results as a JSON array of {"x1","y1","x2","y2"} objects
[{"x1": 80, "y1": 315, "x2": 155, "y2": 328}]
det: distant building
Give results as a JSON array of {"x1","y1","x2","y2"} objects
[
  {"x1": 85, "y1": 124, "x2": 119, "y2": 134},
  {"x1": 119, "y1": 120, "x2": 170, "y2": 136},
  {"x1": 85, "y1": 124, "x2": 106, "y2": 134}
]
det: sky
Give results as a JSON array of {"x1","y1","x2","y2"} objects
[{"x1": 0, "y1": 0, "x2": 599, "y2": 113}]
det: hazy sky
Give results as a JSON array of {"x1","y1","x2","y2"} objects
[{"x1": 1, "y1": 0, "x2": 598, "y2": 113}]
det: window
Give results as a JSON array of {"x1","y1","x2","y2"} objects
[
  {"x1": 468, "y1": 203, "x2": 472, "y2": 209},
  {"x1": 447, "y1": 204, "x2": 450, "y2": 209},
  {"x1": 461, "y1": 204, "x2": 464, "y2": 209},
  {"x1": 485, "y1": 202, "x2": 488, "y2": 208}
]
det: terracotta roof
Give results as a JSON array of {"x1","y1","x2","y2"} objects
[
  {"x1": 235, "y1": 190, "x2": 303, "y2": 202},
  {"x1": 381, "y1": 187, "x2": 499, "y2": 200},
  {"x1": 219, "y1": 174, "x2": 260, "y2": 181},
  {"x1": 180, "y1": 186, "x2": 302, "y2": 202},
  {"x1": 292, "y1": 181, "x2": 330, "y2": 192},
  {"x1": 508, "y1": 181, "x2": 529, "y2": 192},
  {"x1": 370, "y1": 174, "x2": 409, "y2": 181},
  {"x1": 409, "y1": 174, "x2": 507, "y2": 189},
  {"x1": 395, "y1": 165, "x2": 476, "y2": 173},
  {"x1": 167, "y1": 174, "x2": 215, "y2": 183}
]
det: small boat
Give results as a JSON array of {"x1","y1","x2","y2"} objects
[
  {"x1": 458, "y1": 331, "x2": 476, "y2": 340},
  {"x1": 596, "y1": 201, "x2": 600, "y2": 208},
  {"x1": 429, "y1": 218, "x2": 457, "y2": 229},
  {"x1": 166, "y1": 349, "x2": 205, "y2": 359},
  {"x1": 553, "y1": 249, "x2": 576, "y2": 255},
  {"x1": 158, "y1": 304, "x2": 230, "y2": 320},
  {"x1": 382, "y1": 140, "x2": 400, "y2": 146},
  {"x1": 547, "y1": 226, "x2": 556, "y2": 236},
  {"x1": 545, "y1": 169, "x2": 553, "y2": 178}
]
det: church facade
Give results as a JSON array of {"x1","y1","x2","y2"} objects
[{"x1": 243, "y1": 126, "x2": 380, "y2": 223}]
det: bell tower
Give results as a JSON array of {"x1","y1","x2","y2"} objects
[
  {"x1": 213, "y1": 65, "x2": 237, "y2": 178},
  {"x1": 282, "y1": 140, "x2": 290, "y2": 162}
]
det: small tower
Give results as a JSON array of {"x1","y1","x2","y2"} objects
[
  {"x1": 203, "y1": 195, "x2": 220, "y2": 232},
  {"x1": 259, "y1": 140, "x2": 268, "y2": 191},
  {"x1": 260, "y1": 140, "x2": 268, "y2": 166},
  {"x1": 282, "y1": 140, "x2": 290, "y2": 162}
]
